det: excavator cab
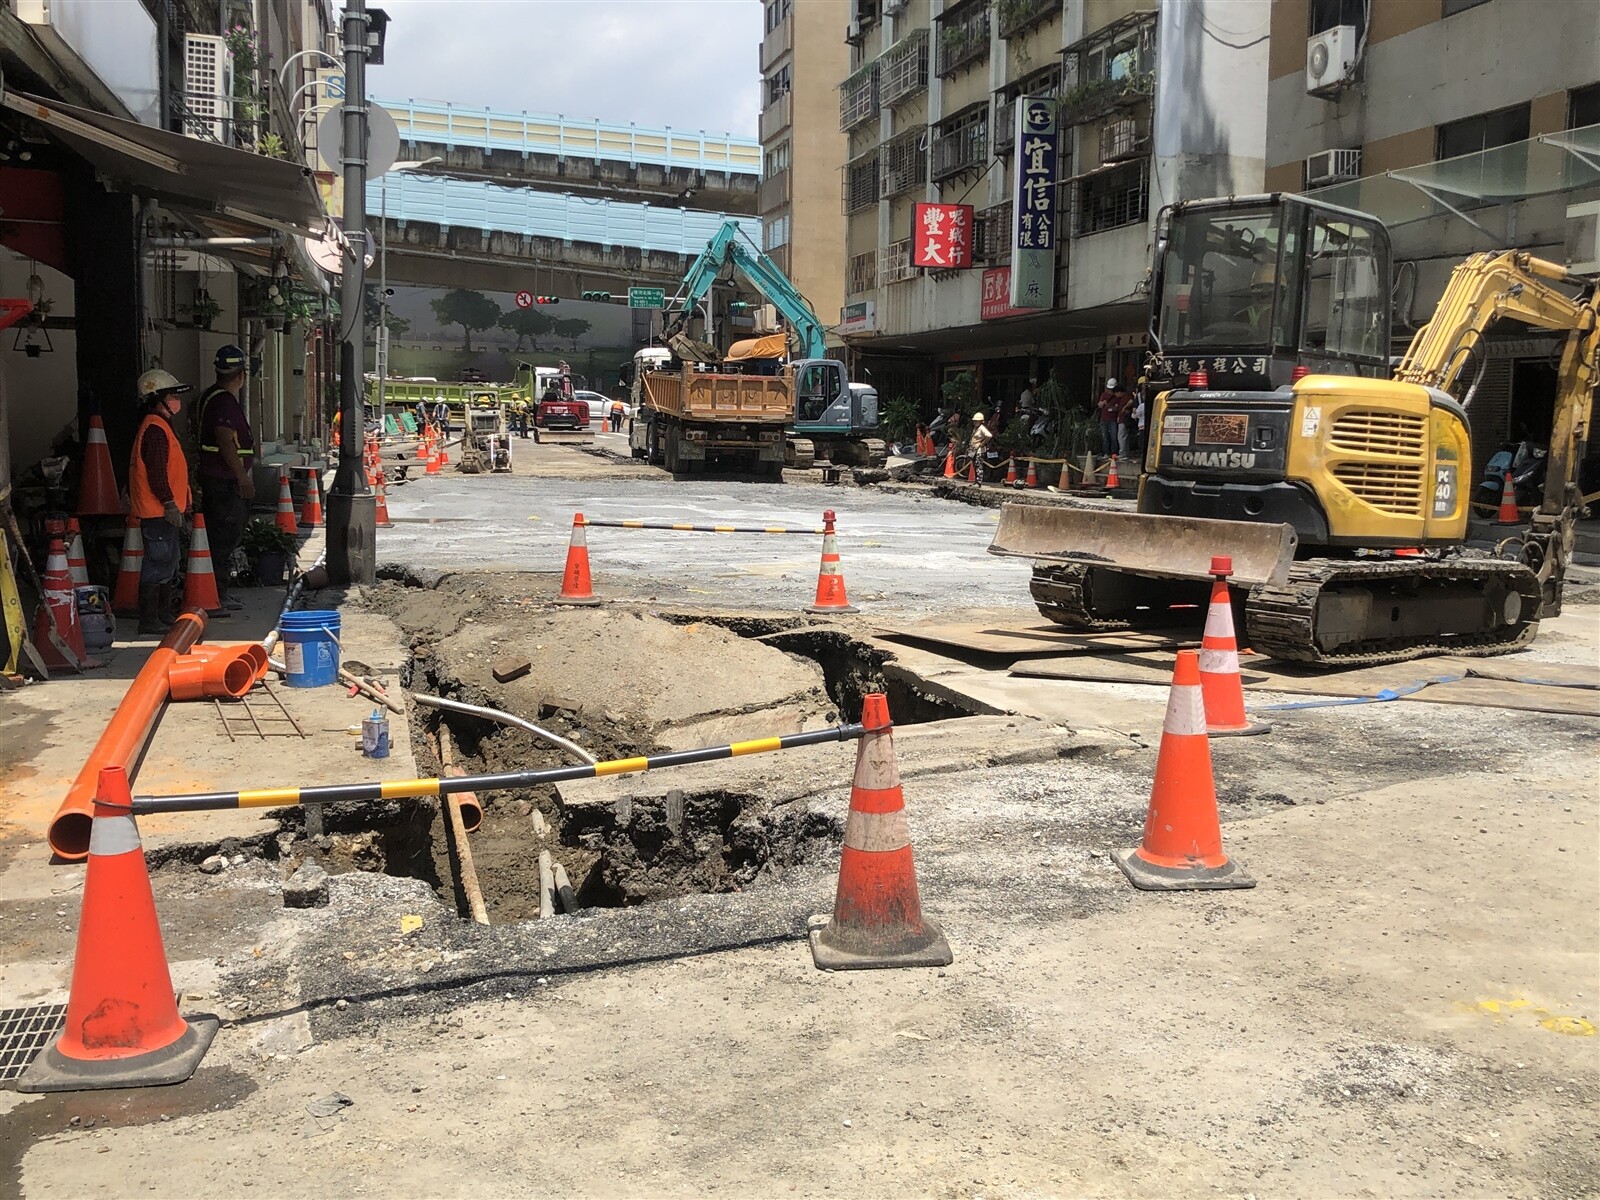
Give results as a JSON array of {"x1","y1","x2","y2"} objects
[{"x1": 791, "y1": 359, "x2": 876, "y2": 435}]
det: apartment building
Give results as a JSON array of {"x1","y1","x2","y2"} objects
[
  {"x1": 758, "y1": 0, "x2": 850, "y2": 343},
  {"x1": 1264, "y1": 0, "x2": 1600, "y2": 476},
  {"x1": 836, "y1": 0, "x2": 1268, "y2": 416}
]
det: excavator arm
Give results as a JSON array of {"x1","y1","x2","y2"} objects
[
  {"x1": 660, "y1": 218, "x2": 829, "y2": 360},
  {"x1": 1397, "y1": 249, "x2": 1599, "y2": 603}
]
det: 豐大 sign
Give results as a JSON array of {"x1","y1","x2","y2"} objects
[{"x1": 913, "y1": 203, "x2": 974, "y2": 269}]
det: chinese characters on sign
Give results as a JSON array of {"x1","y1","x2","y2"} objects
[
  {"x1": 1010, "y1": 96, "x2": 1058, "y2": 310},
  {"x1": 980, "y1": 268, "x2": 1029, "y2": 321},
  {"x1": 913, "y1": 203, "x2": 974, "y2": 269}
]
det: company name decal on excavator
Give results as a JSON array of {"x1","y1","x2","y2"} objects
[{"x1": 1172, "y1": 449, "x2": 1258, "y2": 469}]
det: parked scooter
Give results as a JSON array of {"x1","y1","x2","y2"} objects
[{"x1": 1477, "y1": 440, "x2": 1548, "y2": 511}]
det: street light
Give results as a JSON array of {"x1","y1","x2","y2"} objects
[{"x1": 375, "y1": 156, "x2": 442, "y2": 434}]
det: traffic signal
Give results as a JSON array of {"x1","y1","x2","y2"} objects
[
  {"x1": 581, "y1": 290, "x2": 612, "y2": 302},
  {"x1": 728, "y1": 301, "x2": 752, "y2": 311},
  {"x1": 535, "y1": 296, "x2": 560, "y2": 305}
]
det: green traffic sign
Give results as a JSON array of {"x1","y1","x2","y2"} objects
[{"x1": 628, "y1": 287, "x2": 666, "y2": 309}]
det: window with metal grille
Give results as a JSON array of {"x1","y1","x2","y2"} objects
[
  {"x1": 881, "y1": 238, "x2": 917, "y2": 284},
  {"x1": 1061, "y1": 11, "x2": 1157, "y2": 126},
  {"x1": 764, "y1": 140, "x2": 790, "y2": 177},
  {"x1": 847, "y1": 250, "x2": 879, "y2": 295},
  {"x1": 881, "y1": 127, "x2": 928, "y2": 198},
  {"x1": 994, "y1": 63, "x2": 1061, "y2": 154},
  {"x1": 840, "y1": 60, "x2": 880, "y2": 131},
  {"x1": 843, "y1": 152, "x2": 881, "y2": 213},
  {"x1": 1072, "y1": 159, "x2": 1148, "y2": 235},
  {"x1": 932, "y1": 104, "x2": 987, "y2": 182},
  {"x1": 997, "y1": 0, "x2": 1060, "y2": 40},
  {"x1": 977, "y1": 201, "x2": 1013, "y2": 262},
  {"x1": 935, "y1": 0, "x2": 991, "y2": 78},
  {"x1": 767, "y1": 65, "x2": 791, "y2": 106},
  {"x1": 880, "y1": 29, "x2": 930, "y2": 106}
]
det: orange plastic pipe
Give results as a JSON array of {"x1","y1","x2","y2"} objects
[{"x1": 48, "y1": 609, "x2": 208, "y2": 861}]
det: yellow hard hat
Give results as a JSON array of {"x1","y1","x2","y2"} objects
[{"x1": 973, "y1": 411, "x2": 985, "y2": 422}]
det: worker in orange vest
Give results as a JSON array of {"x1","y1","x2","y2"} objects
[{"x1": 129, "y1": 369, "x2": 194, "y2": 633}]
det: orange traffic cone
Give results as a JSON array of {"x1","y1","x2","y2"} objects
[
  {"x1": 65, "y1": 517, "x2": 90, "y2": 587},
  {"x1": 1198, "y1": 557, "x2": 1268, "y2": 737},
  {"x1": 17, "y1": 765, "x2": 219, "y2": 1092},
  {"x1": 1004, "y1": 456, "x2": 1017, "y2": 486},
  {"x1": 33, "y1": 534, "x2": 90, "y2": 672},
  {"x1": 1024, "y1": 459, "x2": 1038, "y2": 489},
  {"x1": 809, "y1": 692, "x2": 951, "y2": 970},
  {"x1": 1056, "y1": 460, "x2": 1071, "y2": 490},
  {"x1": 182, "y1": 513, "x2": 224, "y2": 615},
  {"x1": 112, "y1": 517, "x2": 144, "y2": 614},
  {"x1": 76, "y1": 412, "x2": 125, "y2": 516},
  {"x1": 1113, "y1": 650, "x2": 1254, "y2": 891},
  {"x1": 274, "y1": 469, "x2": 299, "y2": 535},
  {"x1": 425, "y1": 431, "x2": 441, "y2": 475},
  {"x1": 298, "y1": 468, "x2": 323, "y2": 529},
  {"x1": 966, "y1": 458, "x2": 976, "y2": 483},
  {"x1": 1496, "y1": 469, "x2": 1519, "y2": 524},
  {"x1": 1106, "y1": 455, "x2": 1121, "y2": 490},
  {"x1": 375, "y1": 468, "x2": 394, "y2": 528},
  {"x1": 1078, "y1": 451, "x2": 1097, "y2": 490},
  {"x1": 943, "y1": 446, "x2": 956, "y2": 479},
  {"x1": 555, "y1": 512, "x2": 602, "y2": 606},
  {"x1": 805, "y1": 509, "x2": 857, "y2": 615}
]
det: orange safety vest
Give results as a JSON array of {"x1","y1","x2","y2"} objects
[{"x1": 129, "y1": 411, "x2": 191, "y2": 519}]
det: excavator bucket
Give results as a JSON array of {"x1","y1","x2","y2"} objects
[{"x1": 987, "y1": 504, "x2": 1298, "y2": 586}]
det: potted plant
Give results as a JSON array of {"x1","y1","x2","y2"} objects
[
  {"x1": 241, "y1": 517, "x2": 296, "y2": 586},
  {"x1": 186, "y1": 289, "x2": 221, "y2": 331}
]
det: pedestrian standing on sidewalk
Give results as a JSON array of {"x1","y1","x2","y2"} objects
[
  {"x1": 129, "y1": 369, "x2": 193, "y2": 634},
  {"x1": 194, "y1": 344, "x2": 254, "y2": 612},
  {"x1": 1096, "y1": 378, "x2": 1125, "y2": 459}
]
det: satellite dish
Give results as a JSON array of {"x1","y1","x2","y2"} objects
[
  {"x1": 303, "y1": 225, "x2": 376, "y2": 275},
  {"x1": 317, "y1": 103, "x2": 401, "y2": 177}
]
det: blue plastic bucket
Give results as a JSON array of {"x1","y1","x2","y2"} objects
[{"x1": 280, "y1": 610, "x2": 340, "y2": 688}]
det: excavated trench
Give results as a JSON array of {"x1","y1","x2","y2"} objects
[{"x1": 312, "y1": 581, "x2": 982, "y2": 924}]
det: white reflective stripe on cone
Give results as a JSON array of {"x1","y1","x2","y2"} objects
[
  {"x1": 852, "y1": 732, "x2": 901, "y2": 790},
  {"x1": 1199, "y1": 647, "x2": 1240, "y2": 674},
  {"x1": 843, "y1": 808, "x2": 911, "y2": 853},
  {"x1": 88, "y1": 812, "x2": 142, "y2": 857},
  {"x1": 1163, "y1": 684, "x2": 1208, "y2": 737},
  {"x1": 1203, "y1": 600, "x2": 1234, "y2": 640}
]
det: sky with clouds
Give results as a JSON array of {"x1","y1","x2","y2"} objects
[{"x1": 373, "y1": 0, "x2": 764, "y2": 140}]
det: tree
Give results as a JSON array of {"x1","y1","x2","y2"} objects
[
  {"x1": 497, "y1": 307, "x2": 555, "y2": 353},
  {"x1": 552, "y1": 316, "x2": 591, "y2": 351},
  {"x1": 430, "y1": 288, "x2": 502, "y2": 352}
]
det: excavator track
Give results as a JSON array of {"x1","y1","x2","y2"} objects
[
  {"x1": 1030, "y1": 554, "x2": 1541, "y2": 667},
  {"x1": 1244, "y1": 555, "x2": 1541, "y2": 666}
]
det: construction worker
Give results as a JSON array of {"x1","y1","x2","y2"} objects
[
  {"x1": 129, "y1": 369, "x2": 194, "y2": 633},
  {"x1": 1096, "y1": 378, "x2": 1126, "y2": 459},
  {"x1": 194, "y1": 344, "x2": 254, "y2": 612},
  {"x1": 609, "y1": 396, "x2": 625, "y2": 433},
  {"x1": 969, "y1": 411, "x2": 993, "y2": 479}
]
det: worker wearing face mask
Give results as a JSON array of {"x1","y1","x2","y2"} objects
[{"x1": 128, "y1": 368, "x2": 194, "y2": 633}]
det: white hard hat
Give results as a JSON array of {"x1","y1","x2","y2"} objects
[
  {"x1": 973, "y1": 411, "x2": 985, "y2": 422},
  {"x1": 137, "y1": 368, "x2": 190, "y2": 399},
  {"x1": 1106, "y1": 378, "x2": 1118, "y2": 389}
]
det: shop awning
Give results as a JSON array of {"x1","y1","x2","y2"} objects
[{"x1": 0, "y1": 91, "x2": 324, "y2": 235}]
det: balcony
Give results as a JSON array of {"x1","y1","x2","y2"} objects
[
  {"x1": 880, "y1": 238, "x2": 916, "y2": 285},
  {"x1": 997, "y1": 0, "x2": 1060, "y2": 40},
  {"x1": 880, "y1": 127, "x2": 928, "y2": 199},
  {"x1": 1071, "y1": 159, "x2": 1149, "y2": 236},
  {"x1": 880, "y1": 29, "x2": 930, "y2": 107},
  {"x1": 760, "y1": 92, "x2": 792, "y2": 141},
  {"x1": 758, "y1": 169, "x2": 791, "y2": 212},
  {"x1": 842, "y1": 151, "x2": 880, "y2": 214},
  {"x1": 1061, "y1": 10, "x2": 1158, "y2": 126},
  {"x1": 935, "y1": 0, "x2": 990, "y2": 79},
  {"x1": 932, "y1": 105, "x2": 987, "y2": 182},
  {"x1": 993, "y1": 63, "x2": 1061, "y2": 154},
  {"x1": 840, "y1": 61, "x2": 880, "y2": 132},
  {"x1": 760, "y1": 16, "x2": 791, "y2": 72},
  {"x1": 847, "y1": 250, "x2": 878, "y2": 295}
]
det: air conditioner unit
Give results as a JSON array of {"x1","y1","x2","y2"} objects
[
  {"x1": 1305, "y1": 25, "x2": 1357, "y2": 97},
  {"x1": 1304, "y1": 147, "x2": 1362, "y2": 187},
  {"x1": 846, "y1": 17, "x2": 863, "y2": 44},
  {"x1": 183, "y1": 33, "x2": 232, "y2": 142},
  {"x1": 753, "y1": 304, "x2": 781, "y2": 334},
  {"x1": 1100, "y1": 116, "x2": 1148, "y2": 163},
  {"x1": 884, "y1": 0, "x2": 906, "y2": 14}
]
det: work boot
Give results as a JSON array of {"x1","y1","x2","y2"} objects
[{"x1": 137, "y1": 584, "x2": 166, "y2": 636}]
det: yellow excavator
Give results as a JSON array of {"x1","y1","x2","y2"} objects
[{"x1": 990, "y1": 194, "x2": 1597, "y2": 665}]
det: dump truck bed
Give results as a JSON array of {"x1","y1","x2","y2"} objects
[{"x1": 642, "y1": 371, "x2": 792, "y2": 423}]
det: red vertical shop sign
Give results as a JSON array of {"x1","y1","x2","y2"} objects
[{"x1": 913, "y1": 203, "x2": 974, "y2": 269}]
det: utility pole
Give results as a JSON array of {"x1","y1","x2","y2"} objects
[{"x1": 326, "y1": 0, "x2": 375, "y2": 585}]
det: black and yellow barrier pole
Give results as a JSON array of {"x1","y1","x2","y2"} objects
[
  {"x1": 130, "y1": 723, "x2": 868, "y2": 816},
  {"x1": 577, "y1": 517, "x2": 826, "y2": 536}
]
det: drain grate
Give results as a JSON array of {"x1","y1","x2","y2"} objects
[{"x1": 0, "y1": 1003, "x2": 65, "y2": 1086}]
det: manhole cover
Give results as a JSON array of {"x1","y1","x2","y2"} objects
[{"x1": 0, "y1": 1003, "x2": 65, "y2": 1087}]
